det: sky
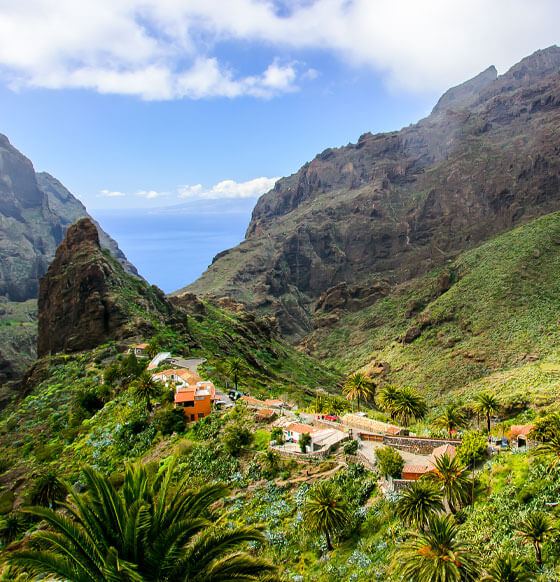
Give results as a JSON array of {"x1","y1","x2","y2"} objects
[{"x1": 1, "y1": 0, "x2": 559, "y2": 289}]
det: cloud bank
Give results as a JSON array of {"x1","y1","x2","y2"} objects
[
  {"x1": 99, "y1": 176, "x2": 278, "y2": 203},
  {"x1": 1, "y1": 1, "x2": 559, "y2": 99}
]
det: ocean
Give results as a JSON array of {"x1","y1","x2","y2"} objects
[{"x1": 92, "y1": 201, "x2": 255, "y2": 293}]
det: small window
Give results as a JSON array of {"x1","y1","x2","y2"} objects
[
  {"x1": 190, "y1": 414, "x2": 195, "y2": 421},
  {"x1": 182, "y1": 401, "x2": 195, "y2": 408}
]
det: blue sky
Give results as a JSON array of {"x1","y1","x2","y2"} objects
[{"x1": 1, "y1": 0, "x2": 559, "y2": 289}]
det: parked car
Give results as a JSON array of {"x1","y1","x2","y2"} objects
[{"x1": 324, "y1": 414, "x2": 339, "y2": 422}]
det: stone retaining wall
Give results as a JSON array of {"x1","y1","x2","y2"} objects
[{"x1": 382, "y1": 435, "x2": 462, "y2": 455}]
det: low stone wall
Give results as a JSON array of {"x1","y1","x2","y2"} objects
[
  {"x1": 270, "y1": 446, "x2": 328, "y2": 461},
  {"x1": 382, "y1": 435, "x2": 462, "y2": 455}
]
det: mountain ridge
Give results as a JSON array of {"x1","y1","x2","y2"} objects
[{"x1": 182, "y1": 46, "x2": 560, "y2": 339}]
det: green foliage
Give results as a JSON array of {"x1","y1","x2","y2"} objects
[
  {"x1": 457, "y1": 431, "x2": 488, "y2": 467},
  {"x1": 515, "y1": 511, "x2": 555, "y2": 567},
  {"x1": 153, "y1": 407, "x2": 187, "y2": 435},
  {"x1": 392, "y1": 514, "x2": 479, "y2": 582},
  {"x1": 0, "y1": 491, "x2": 15, "y2": 515},
  {"x1": 396, "y1": 481, "x2": 444, "y2": 529},
  {"x1": 432, "y1": 405, "x2": 467, "y2": 438},
  {"x1": 303, "y1": 481, "x2": 350, "y2": 551},
  {"x1": 343, "y1": 439, "x2": 359, "y2": 456},
  {"x1": 299, "y1": 433, "x2": 312, "y2": 453},
  {"x1": 222, "y1": 423, "x2": 253, "y2": 456},
  {"x1": 481, "y1": 553, "x2": 536, "y2": 582},
  {"x1": 270, "y1": 427, "x2": 283, "y2": 444},
  {"x1": 422, "y1": 453, "x2": 471, "y2": 513},
  {"x1": 6, "y1": 462, "x2": 277, "y2": 581},
  {"x1": 529, "y1": 412, "x2": 560, "y2": 442},
  {"x1": 131, "y1": 370, "x2": 160, "y2": 412},
  {"x1": 343, "y1": 372, "x2": 375, "y2": 411},
  {"x1": 375, "y1": 446, "x2": 404, "y2": 479},
  {"x1": 28, "y1": 471, "x2": 67, "y2": 507}
]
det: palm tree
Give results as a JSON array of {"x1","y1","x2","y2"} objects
[
  {"x1": 302, "y1": 481, "x2": 349, "y2": 551},
  {"x1": 474, "y1": 393, "x2": 499, "y2": 434},
  {"x1": 392, "y1": 514, "x2": 479, "y2": 582},
  {"x1": 377, "y1": 384, "x2": 400, "y2": 419},
  {"x1": 225, "y1": 357, "x2": 243, "y2": 392},
  {"x1": 6, "y1": 461, "x2": 277, "y2": 582},
  {"x1": 396, "y1": 480, "x2": 444, "y2": 529},
  {"x1": 343, "y1": 372, "x2": 375, "y2": 411},
  {"x1": 131, "y1": 370, "x2": 159, "y2": 412},
  {"x1": 481, "y1": 553, "x2": 536, "y2": 582},
  {"x1": 28, "y1": 470, "x2": 67, "y2": 507},
  {"x1": 516, "y1": 511, "x2": 555, "y2": 568},
  {"x1": 392, "y1": 387, "x2": 427, "y2": 426},
  {"x1": 422, "y1": 453, "x2": 470, "y2": 513},
  {"x1": 432, "y1": 406, "x2": 467, "y2": 439},
  {"x1": 535, "y1": 433, "x2": 560, "y2": 470},
  {"x1": 0, "y1": 513, "x2": 27, "y2": 545}
]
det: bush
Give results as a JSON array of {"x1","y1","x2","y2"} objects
[
  {"x1": 457, "y1": 431, "x2": 488, "y2": 467},
  {"x1": 270, "y1": 427, "x2": 283, "y2": 444},
  {"x1": 375, "y1": 446, "x2": 404, "y2": 479},
  {"x1": 154, "y1": 408, "x2": 187, "y2": 435},
  {"x1": 343, "y1": 439, "x2": 359, "y2": 456},
  {"x1": 222, "y1": 423, "x2": 253, "y2": 456}
]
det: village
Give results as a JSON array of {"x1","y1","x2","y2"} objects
[{"x1": 129, "y1": 342, "x2": 538, "y2": 492}]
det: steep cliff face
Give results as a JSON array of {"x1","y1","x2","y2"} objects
[
  {"x1": 184, "y1": 46, "x2": 560, "y2": 338},
  {"x1": 38, "y1": 218, "x2": 174, "y2": 357},
  {"x1": 0, "y1": 134, "x2": 137, "y2": 302}
]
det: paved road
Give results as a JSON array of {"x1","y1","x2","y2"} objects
[{"x1": 169, "y1": 357, "x2": 206, "y2": 373}]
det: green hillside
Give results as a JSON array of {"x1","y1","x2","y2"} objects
[{"x1": 311, "y1": 210, "x2": 560, "y2": 409}]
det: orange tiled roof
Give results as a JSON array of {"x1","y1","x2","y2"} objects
[
  {"x1": 285, "y1": 422, "x2": 317, "y2": 434},
  {"x1": 242, "y1": 396, "x2": 264, "y2": 406},
  {"x1": 510, "y1": 424, "x2": 535, "y2": 437},
  {"x1": 431, "y1": 444, "x2": 457, "y2": 462},
  {"x1": 402, "y1": 462, "x2": 431, "y2": 475},
  {"x1": 135, "y1": 343, "x2": 149, "y2": 349}
]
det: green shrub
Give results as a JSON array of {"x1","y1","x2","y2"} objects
[
  {"x1": 154, "y1": 408, "x2": 187, "y2": 435},
  {"x1": 457, "y1": 431, "x2": 488, "y2": 466},
  {"x1": 343, "y1": 439, "x2": 359, "y2": 455},
  {"x1": 222, "y1": 423, "x2": 253, "y2": 456},
  {"x1": 0, "y1": 491, "x2": 15, "y2": 515},
  {"x1": 375, "y1": 446, "x2": 404, "y2": 479}
]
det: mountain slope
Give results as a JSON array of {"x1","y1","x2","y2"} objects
[
  {"x1": 183, "y1": 46, "x2": 560, "y2": 338},
  {"x1": 0, "y1": 134, "x2": 137, "y2": 302},
  {"x1": 308, "y1": 210, "x2": 560, "y2": 410}
]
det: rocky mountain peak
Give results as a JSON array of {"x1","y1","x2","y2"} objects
[{"x1": 38, "y1": 218, "x2": 174, "y2": 357}]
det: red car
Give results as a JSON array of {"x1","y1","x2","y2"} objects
[{"x1": 324, "y1": 414, "x2": 339, "y2": 422}]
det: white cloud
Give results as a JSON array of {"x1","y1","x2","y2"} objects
[
  {"x1": 178, "y1": 176, "x2": 279, "y2": 200},
  {"x1": 136, "y1": 189, "x2": 169, "y2": 199},
  {"x1": 98, "y1": 189, "x2": 126, "y2": 197},
  {"x1": 2, "y1": 0, "x2": 559, "y2": 98}
]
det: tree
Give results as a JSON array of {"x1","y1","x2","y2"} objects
[
  {"x1": 377, "y1": 385, "x2": 400, "y2": 420},
  {"x1": 432, "y1": 406, "x2": 467, "y2": 439},
  {"x1": 222, "y1": 422, "x2": 253, "y2": 455},
  {"x1": 0, "y1": 513, "x2": 27, "y2": 545},
  {"x1": 270, "y1": 427, "x2": 283, "y2": 444},
  {"x1": 260, "y1": 450, "x2": 280, "y2": 478},
  {"x1": 299, "y1": 433, "x2": 312, "y2": 453},
  {"x1": 392, "y1": 514, "x2": 479, "y2": 582},
  {"x1": 375, "y1": 446, "x2": 404, "y2": 479},
  {"x1": 396, "y1": 481, "x2": 444, "y2": 529},
  {"x1": 225, "y1": 357, "x2": 244, "y2": 392},
  {"x1": 392, "y1": 387, "x2": 427, "y2": 426},
  {"x1": 131, "y1": 370, "x2": 160, "y2": 413},
  {"x1": 6, "y1": 461, "x2": 277, "y2": 582},
  {"x1": 302, "y1": 481, "x2": 349, "y2": 551},
  {"x1": 535, "y1": 434, "x2": 560, "y2": 470},
  {"x1": 481, "y1": 553, "x2": 536, "y2": 582},
  {"x1": 28, "y1": 471, "x2": 67, "y2": 508},
  {"x1": 529, "y1": 412, "x2": 560, "y2": 442},
  {"x1": 343, "y1": 372, "x2": 375, "y2": 411},
  {"x1": 422, "y1": 453, "x2": 470, "y2": 513},
  {"x1": 457, "y1": 431, "x2": 488, "y2": 467},
  {"x1": 516, "y1": 511, "x2": 555, "y2": 568},
  {"x1": 343, "y1": 439, "x2": 359, "y2": 456},
  {"x1": 145, "y1": 337, "x2": 161, "y2": 359},
  {"x1": 474, "y1": 393, "x2": 499, "y2": 434}
]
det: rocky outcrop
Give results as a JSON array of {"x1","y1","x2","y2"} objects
[
  {"x1": 184, "y1": 46, "x2": 560, "y2": 338},
  {"x1": 0, "y1": 134, "x2": 137, "y2": 302},
  {"x1": 38, "y1": 218, "x2": 173, "y2": 356}
]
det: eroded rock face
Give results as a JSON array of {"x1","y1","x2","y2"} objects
[
  {"x1": 0, "y1": 135, "x2": 138, "y2": 302},
  {"x1": 38, "y1": 218, "x2": 169, "y2": 356},
  {"x1": 184, "y1": 46, "x2": 560, "y2": 339}
]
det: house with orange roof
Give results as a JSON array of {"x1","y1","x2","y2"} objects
[
  {"x1": 509, "y1": 424, "x2": 536, "y2": 448},
  {"x1": 129, "y1": 343, "x2": 149, "y2": 357},
  {"x1": 401, "y1": 444, "x2": 457, "y2": 481},
  {"x1": 282, "y1": 422, "x2": 317, "y2": 443},
  {"x1": 152, "y1": 368, "x2": 216, "y2": 423}
]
